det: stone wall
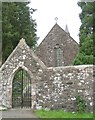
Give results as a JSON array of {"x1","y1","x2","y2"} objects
[
  {"x1": 0, "y1": 38, "x2": 47, "y2": 109},
  {"x1": 0, "y1": 39, "x2": 93, "y2": 112},
  {"x1": 36, "y1": 65, "x2": 93, "y2": 112}
]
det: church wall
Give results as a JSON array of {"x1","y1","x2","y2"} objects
[{"x1": 36, "y1": 24, "x2": 79, "y2": 67}]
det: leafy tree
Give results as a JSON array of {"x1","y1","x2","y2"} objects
[
  {"x1": 93, "y1": 2, "x2": 95, "y2": 64},
  {"x1": 2, "y1": 2, "x2": 38, "y2": 63},
  {"x1": 73, "y1": 2, "x2": 94, "y2": 65}
]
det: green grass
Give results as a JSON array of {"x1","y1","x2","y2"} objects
[{"x1": 36, "y1": 109, "x2": 93, "y2": 118}]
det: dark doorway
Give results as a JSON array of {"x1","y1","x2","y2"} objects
[{"x1": 12, "y1": 68, "x2": 32, "y2": 108}]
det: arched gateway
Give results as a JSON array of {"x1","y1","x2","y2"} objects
[
  {"x1": 12, "y1": 68, "x2": 32, "y2": 108},
  {"x1": 0, "y1": 38, "x2": 46, "y2": 109}
]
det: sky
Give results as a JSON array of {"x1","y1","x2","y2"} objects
[{"x1": 29, "y1": 0, "x2": 82, "y2": 45}]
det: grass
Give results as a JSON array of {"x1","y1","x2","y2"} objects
[{"x1": 36, "y1": 109, "x2": 94, "y2": 118}]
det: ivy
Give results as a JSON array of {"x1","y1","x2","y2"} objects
[{"x1": 75, "y1": 95, "x2": 87, "y2": 113}]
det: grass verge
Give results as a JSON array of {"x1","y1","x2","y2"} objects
[{"x1": 36, "y1": 109, "x2": 93, "y2": 118}]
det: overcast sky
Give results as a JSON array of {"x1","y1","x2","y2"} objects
[{"x1": 29, "y1": 0, "x2": 82, "y2": 44}]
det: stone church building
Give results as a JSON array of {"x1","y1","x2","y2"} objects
[
  {"x1": 36, "y1": 23, "x2": 79, "y2": 67},
  {"x1": 0, "y1": 24, "x2": 93, "y2": 112}
]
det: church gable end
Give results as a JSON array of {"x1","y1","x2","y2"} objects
[{"x1": 36, "y1": 23, "x2": 79, "y2": 67}]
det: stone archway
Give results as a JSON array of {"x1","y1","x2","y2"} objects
[
  {"x1": 0, "y1": 38, "x2": 46, "y2": 109},
  {"x1": 9, "y1": 65, "x2": 36, "y2": 109}
]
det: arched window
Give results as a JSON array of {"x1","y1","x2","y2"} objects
[{"x1": 54, "y1": 45, "x2": 63, "y2": 67}]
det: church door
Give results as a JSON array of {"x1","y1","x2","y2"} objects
[{"x1": 12, "y1": 68, "x2": 32, "y2": 108}]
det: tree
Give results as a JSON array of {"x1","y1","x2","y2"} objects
[
  {"x1": 2, "y1": 2, "x2": 38, "y2": 63},
  {"x1": 93, "y1": 2, "x2": 95, "y2": 64},
  {"x1": 73, "y1": 2, "x2": 94, "y2": 65}
]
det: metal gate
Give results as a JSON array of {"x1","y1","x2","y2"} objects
[{"x1": 12, "y1": 68, "x2": 32, "y2": 108}]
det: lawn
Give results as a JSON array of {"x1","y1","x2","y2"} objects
[{"x1": 36, "y1": 109, "x2": 94, "y2": 118}]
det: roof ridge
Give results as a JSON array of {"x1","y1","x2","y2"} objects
[{"x1": 37, "y1": 23, "x2": 78, "y2": 49}]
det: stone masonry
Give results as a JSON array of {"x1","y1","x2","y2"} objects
[
  {"x1": 36, "y1": 65, "x2": 93, "y2": 112},
  {"x1": 36, "y1": 23, "x2": 79, "y2": 67},
  {"x1": 0, "y1": 39, "x2": 93, "y2": 112},
  {"x1": 0, "y1": 38, "x2": 47, "y2": 109}
]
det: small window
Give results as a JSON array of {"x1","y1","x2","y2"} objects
[{"x1": 54, "y1": 46, "x2": 63, "y2": 67}]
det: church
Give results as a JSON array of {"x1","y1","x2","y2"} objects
[
  {"x1": 0, "y1": 24, "x2": 93, "y2": 112},
  {"x1": 35, "y1": 23, "x2": 79, "y2": 67}
]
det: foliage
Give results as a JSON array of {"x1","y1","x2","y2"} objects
[
  {"x1": 2, "y1": 2, "x2": 38, "y2": 63},
  {"x1": 73, "y1": 53, "x2": 93, "y2": 65},
  {"x1": 75, "y1": 95, "x2": 87, "y2": 113},
  {"x1": 74, "y1": 2, "x2": 94, "y2": 65},
  {"x1": 36, "y1": 109, "x2": 93, "y2": 118},
  {"x1": 93, "y1": 2, "x2": 95, "y2": 64}
]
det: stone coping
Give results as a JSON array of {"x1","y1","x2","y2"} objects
[{"x1": 48, "y1": 64, "x2": 93, "y2": 70}]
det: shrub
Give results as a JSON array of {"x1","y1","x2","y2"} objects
[{"x1": 75, "y1": 95, "x2": 87, "y2": 113}]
